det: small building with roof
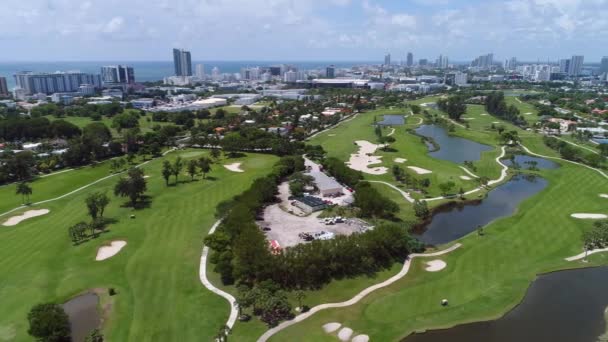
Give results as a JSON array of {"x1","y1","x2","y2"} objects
[
  {"x1": 293, "y1": 196, "x2": 327, "y2": 214},
  {"x1": 308, "y1": 171, "x2": 343, "y2": 196}
]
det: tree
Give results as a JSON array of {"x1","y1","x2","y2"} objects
[
  {"x1": 198, "y1": 157, "x2": 212, "y2": 179},
  {"x1": 413, "y1": 200, "x2": 430, "y2": 218},
  {"x1": 438, "y1": 181, "x2": 456, "y2": 196},
  {"x1": 459, "y1": 187, "x2": 465, "y2": 199},
  {"x1": 16, "y1": 182, "x2": 33, "y2": 204},
  {"x1": 27, "y1": 303, "x2": 70, "y2": 342},
  {"x1": 68, "y1": 222, "x2": 88, "y2": 244},
  {"x1": 162, "y1": 160, "x2": 172, "y2": 186},
  {"x1": 114, "y1": 168, "x2": 147, "y2": 207},
  {"x1": 210, "y1": 148, "x2": 221, "y2": 160},
  {"x1": 294, "y1": 290, "x2": 306, "y2": 309},
  {"x1": 187, "y1": 159, "x2": 198, "y2": 181},
  {"x1": 172, "y1": 156, "x2": 184, "y2": 183},
  {"x1": 85, "y1": 192, "x2": 110, "y2": 221},
  {"x1": 85, "y1": 329, "x2": 104, "y2": 342}
]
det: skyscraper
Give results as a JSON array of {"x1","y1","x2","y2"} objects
[
  {"x1": 14, "y1": 71, "x2": 101, "y2": 95},
  {"x1": 472, "y1": 53, "x2": 494, "y2": 69},
  {"x1": 384, "y1": 53, "x2": 391, "y2": 66},
  {"x1": 437, "y1": 55, "x2": 449, "y2": 69},
  {"x1": 600, "y1": 56, "x2": 608, "y2": 74},
  {"x1": 326, "y1": 65, "x2": 335, "y2": 78},
  {"x1": 0, "y1": 77, "x2": 8, "y2": 96},
  {"x1": 195, "y1": 64, "x2": 205, "y2": 79},
  {"x1": 101, "y1": 65, "x2": 135, "y2": 84},
  {"x1": 406, "y1": 52, "x2": 414, "y2": 67},
  {"x1": 173, "y1": 48, "x2": 193, "y2": 76},
  {"x1": 559, "y1": 59, "x2": 571, "y2": 74},
  {"x1": 569, "y1": 55, "x2": 584, "y2": 76}
]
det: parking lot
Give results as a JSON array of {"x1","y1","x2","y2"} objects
[{"x1": 258, "y1": 204, "x2": 371, "y2": 248}]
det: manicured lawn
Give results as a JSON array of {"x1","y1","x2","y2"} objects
[
  {"x1": 271, "y1": 159, "x2": 608, "y2": 341},
  {"x1": 44, "y1": 114, "x2": 173, "y2": 137},
  {"x1": 0, "y1": 150, "x2": 277, "y2": 341}
]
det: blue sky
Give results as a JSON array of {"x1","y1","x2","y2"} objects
[{"x1": 1, "y1": 0, "x2": 607, "y2": 62}]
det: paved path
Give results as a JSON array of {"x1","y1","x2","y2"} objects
[
  {"x1": 459, "y1": 166, "x2": 480, "y2": 178},
  {"x1": 307, "y1": 113, "x2": 360, "y2": 140},
  {"x1": 565, "y1": 247, "x2": 608, "y2": 261},
  {"x1": 515, "y1": 98, "x2": 523, "y2": 104},
  {"x1": 366, "y1": 181, "x2": 415, "y2": 203},
  {"x1": 387, "y1": 128, "x2": 396, "y2": 136},
  {"x1": 555, "y1": 137, "x2": 604, "y2": 156},
  {"x1": 257, "y1": 243, "x2": 462, "y2": 342},
  {"x1": 0, "y1": 148, "x2": 177, "y2": 218},
  {"x1": 199, "y1": 220, "x2": 238, "y2": 329},
  {"x1": 519, "y1": 144, "x2": 608, "y2": 180}
]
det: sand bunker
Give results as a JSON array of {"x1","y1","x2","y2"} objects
[
  {"x1": 600, "y1": 194, "x2": 608, "y2": 199},
  {"x1": 407, "y1": 166, "x2": 432, "y2": 175},
  {"x1": 460, "y1": 176, "x2": 472, "y2": 180},
  {"x1": 463, "y1": 118, "x2": 475, "y2": 120},
  {"x1": 394, "y1": 158, "x2": 407, "y2": 163},
  {"x1": 322, "y1": 323, "x2": 341, "y2": 333},
  {"x1": 328, "y1": 134, "x2": 336, "y2": 137},
  {"x1": 96, "y1": 241, "x2": 127, "y2": 261},
  {"x1": 571, "y1": 213, "x2": 608, "y2": 219},
  {"x1": 346, "y1": 141, "x2": 388, "y2": 175},
  {"x1": 492, "y1": 121, "x2": 501, "y2": 124},
  {"x1": 426, "y1": 260, "x2": 447, "y2": 272},
  {"x1": 224, "y1": 162, "x2": 244, "y2": 173},
  {"x1": 525, "y1": 112, "x2": 533, "y2": 115},
  {"x1": 2, "y1": 209, "x2": 50, "y2": 226},
  {"x1": 352, "y1": 335, "x2": 370, "y2": 342},
  {"x1": 480, "y1": 113, "x2": 489, "y2": 116},
  {"x1": 338, "y1": 327, "x2": 353, "y2": 341}
]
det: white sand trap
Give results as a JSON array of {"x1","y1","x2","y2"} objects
[
  {"x1": 2, "y1": 209, "x2": 50, "y2": 226},
  {"x1": 407, "y1": 166, "x2": 432, "y2": 175},
  {"x1": 144, "y1": 175, "x2": 151, "y2": 179},
  {"x1": 224, "y1": 162, "x2": 244, "y2": 173},
  {"x1": 425, "y1": 260, "x2": 447, "y2": 272},
  {"x1": 571, "y1": 213, "x2": 608, "y2": 219},
  {"x1": 480, "y1": 113, "x2": 489, "y2": 116},
  {"x1": 600, "y1": 194, "x2": 608, "y2": 199},
  {"x1": 463, "y1": 117, "x2": 476, "y2": 120},
  {"x1": 337, "y1": 327, "x2": 353, "y2": 341},
  {"x1": 346, "y1": 141, "x2": 388, "y2": 175},
  {"x1": 525, "y1": 112, "x2": 533, "y2": 115},
  {"x1": 328, "y1": 134, "x2": 336, "y2": 137},
  {"x1": 95, "y1": 241, "x2": 127, "y2": 261},
  {"x1": 492, "y1": 121, "x2": 501, "y2": 124},
  {"x1": 460, "y1": 176, "x2": 472, "y2": 180},
  {"x1": 352, "y1": 335, "x2": 370, "y2": 342},
  {"x1": 394, "y1": 158, "x2": 407, "y2": 163},
  {"x1": 322, "y1": 322, "x2": 341, "y2": 333}
]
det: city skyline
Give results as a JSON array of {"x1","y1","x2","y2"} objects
[{"x1": 2, "y1": 0, "x2": 608, "y2": 61}]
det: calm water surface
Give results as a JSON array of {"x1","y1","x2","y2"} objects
[
  {"x1": 63, "y1": 293, "x2": 100, "y2": 342},
  {"x1": 415, "y1": 125, "x2": 493, "y2": 164}
]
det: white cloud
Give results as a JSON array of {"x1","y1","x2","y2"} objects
[{"x1": 102, "y1": 17, "x2": 125, "y2": 34}]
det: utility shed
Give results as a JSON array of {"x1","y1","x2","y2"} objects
[{"x1": 293, "y1": 196, "x2": 327, "y2": 214}]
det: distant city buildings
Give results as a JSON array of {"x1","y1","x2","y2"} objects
[
  {"x1": 0, "y1": 77, "x2": 8, "y2": 96},
  {"x1": 13, "y1": 71, "x2": 101, "y2": 95},
  {"x1": 471, "y1": 53, "x2": 494, "y2": 70},
  {"x1": 384, "y1": 53, "x2": 391, "y2": 66},
  {"x1": 568, "y1": 55, "x2": 584, "y2": 76},
  {"x1": 173, "y1": 48, "x2": 192, "y2": 76},
  {"x1": 101, "y1": 65, "x2": 134, "y2": 85},
  {"x1": 599, "y1": 57, "x2": 608, "y2": 75},
  {"x1": 406, "y1": 52, "x2": 414, "y2": 67},
  {"x1": 445, "y1": 71, "x2": 468, "y2": 86},
  {"x1": 504, "y1": 57, "x2": 517, "y2": 71},
  {"x1": 195, "y1": 64, "x2": 205, "y2": 79},
  {"x1": 436, "y1": 55, "x2": 449, "y2": 69},
  {"x1": 325, "y1": 65, "x2": 336, "y2": 78}
]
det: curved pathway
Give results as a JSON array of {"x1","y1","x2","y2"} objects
[
  {"x1": 459, "y1": 166, "x2": 479, "y2": 178},
  {"x1": 307, "y1": 113, "x2": 360, "y2": 140},
  {"x1": 519, "y1": 144, "x2": 608, "y2": 179},
  {"x1": 387, "y1": 128, "x2": 396, "y2": 136},
  {"x1": 199, "y1": 220, "x2": 238, "y2": 329},
  {"x1": 0, "y1": 148, "x2": 177, "y2": 218},
  {"x1": 257, "y1": 243, "x2": 462, "y2": 342},
  {"x1": 366, "y1": 181, "x2": 414, "y2": 203},
  {"x1": 555, "y1": 137, "x2": 605, "y2": 157},
  {"x1": 565, "y1": 247, "x2": 608, "y2": 262}
]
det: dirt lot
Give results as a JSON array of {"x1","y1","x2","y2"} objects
[{"x1": 258, "y1": 204, "x2": 371, "y2": 248}]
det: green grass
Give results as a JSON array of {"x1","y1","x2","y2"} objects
[
  {"x1": 271, "y1": 159, "x2": 608, "y2": 341},
  {"x1": 0, "y1": 150, "x2": 277, "y2": 341},
  {"x1": 45, "y1": 114, "x2": 174, "y2": 138}
]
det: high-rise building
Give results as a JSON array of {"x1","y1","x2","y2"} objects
[
  {"x1": 326, "y1": 65, "x2": 336, "y2": 78},
  {"x1": 384, "y1": 53, "x2": 391, "y2": 66},
  {"x1": 419, "y1": 59, "x2": 428, "y2": 66},
  {"x1": 406, "y1": 52, "x2": 414, "y2": 67},
  {"x1": 559, "y1": 59, "x2": 571, "y2": 74},
  {"x1": 504, "y1": 57, "x2": 517, "y2": 71},
  {"x1": 569, "y1": 55, "x2": 584, "y2": 76},
  {"x1": 445, "y1": 72, "x2": 468, "y2": 86},
  {"x1": 471, "y1": 53, "x2": 494, "y2": 69},
  {"x1": 211, "y1": 67, "x2": 220, "y2": 81},
  {"x1": 437, "y1": 55, "x2": 449, "y2": 69},
  {"x1": 599, "y1": 56, "x2": 608, "y2": 74},
  {"x1": 0, "y1": 77, "x2": 8, "y2": 96},
  {"x1": 195, "y1": 64, "x2": 205, "y2": 79},
  {"x1": 173, "y1": 48, "x2": 192, "y2": 76},
  {"x1": 14, "y1": 71, "x2": 101, "y2": 95},
  {"x1": 101, "y1": 65, "x2": 135, "y2": 85}
]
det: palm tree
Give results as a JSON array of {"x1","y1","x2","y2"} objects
[
  {"x1": 294, "y1": 290, "x2": 306, "y2": 310},
  {"x1": 16, "y1": 182, "x2": 33, "y2": 204}
]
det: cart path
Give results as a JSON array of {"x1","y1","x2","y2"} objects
[
  {"x1": 257, "y1": 243, "x2": 462, "y2": 342},
  {"x1": 199, "y1": 219, "x2": 238, "y2": 329},
  {"x1": 565, "y1": 247, "x2": 608, "y2": 261},
  {"x1": 519, "y1": 144, "x2": 608, "y2": 179},
  {"x1": 366, "y1": 181, "x2": 415, "y2": 203}
]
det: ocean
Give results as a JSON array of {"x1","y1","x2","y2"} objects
[{"x1": 0, "y1": 61, "x2": 373, "y2": 89}]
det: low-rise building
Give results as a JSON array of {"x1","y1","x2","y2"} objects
[
  {"x1": 293, "y1": 196, "x2": 327, "y2": 214},
  {"x1": 308, "y1": 171, "x2": 343, "y2": 196}
]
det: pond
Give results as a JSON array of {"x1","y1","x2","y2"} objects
[
  {"x1": 414, "y1": 175, "x2": 548, "y2": 245},
  {"x1": 502, "y1": 154, "x2": 559, "y2": 170},
  {"x1": 377, "y1": 114, "x2": 405, "y2": 126},
  {"x1": 593, "y1": 138, "x2": 608, "y2": 145},
  {"x1": 63, "y1": 293, "x2": 101, "y2": 342},
  {"x1": 415, "y1": 125, "x2": 493, "y2": 164},
  {"x1": 403, "y1": 266, "x2": 608, "y2": 342}
]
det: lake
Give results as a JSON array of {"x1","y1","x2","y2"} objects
[
  {"x1": 502, "y1": 154, "x2": 559, "y2": 170},
  {"x1": 63, "y1": 293, "x2": 100, "y2": 342},
  {"x1": 404, "y1": 266, "x2": 608, "y2": 342},
  {"x1": 415, "y1": 125, "x2": 493, "y2": 164},
  {"x1": 414, "y1": 175, "x2": 548, "y2": 245}
]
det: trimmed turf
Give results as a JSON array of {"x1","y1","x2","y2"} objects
[{"x1": 0, "y1": 150, "x2": 277, "y2": 341}]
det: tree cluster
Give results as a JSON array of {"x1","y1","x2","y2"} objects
[
  {"x1": 321, "y1": 157, "x2": 363, "y2": 187},
  {"x1": 485, "y1": 92, "x2": 526, "y2": 127},
  {"x1": 543, "y1": 136, "x2": 605, "y2": 168},
  {"x1": 437, "y1": 96, "x2": 467, "y2": 121}
]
